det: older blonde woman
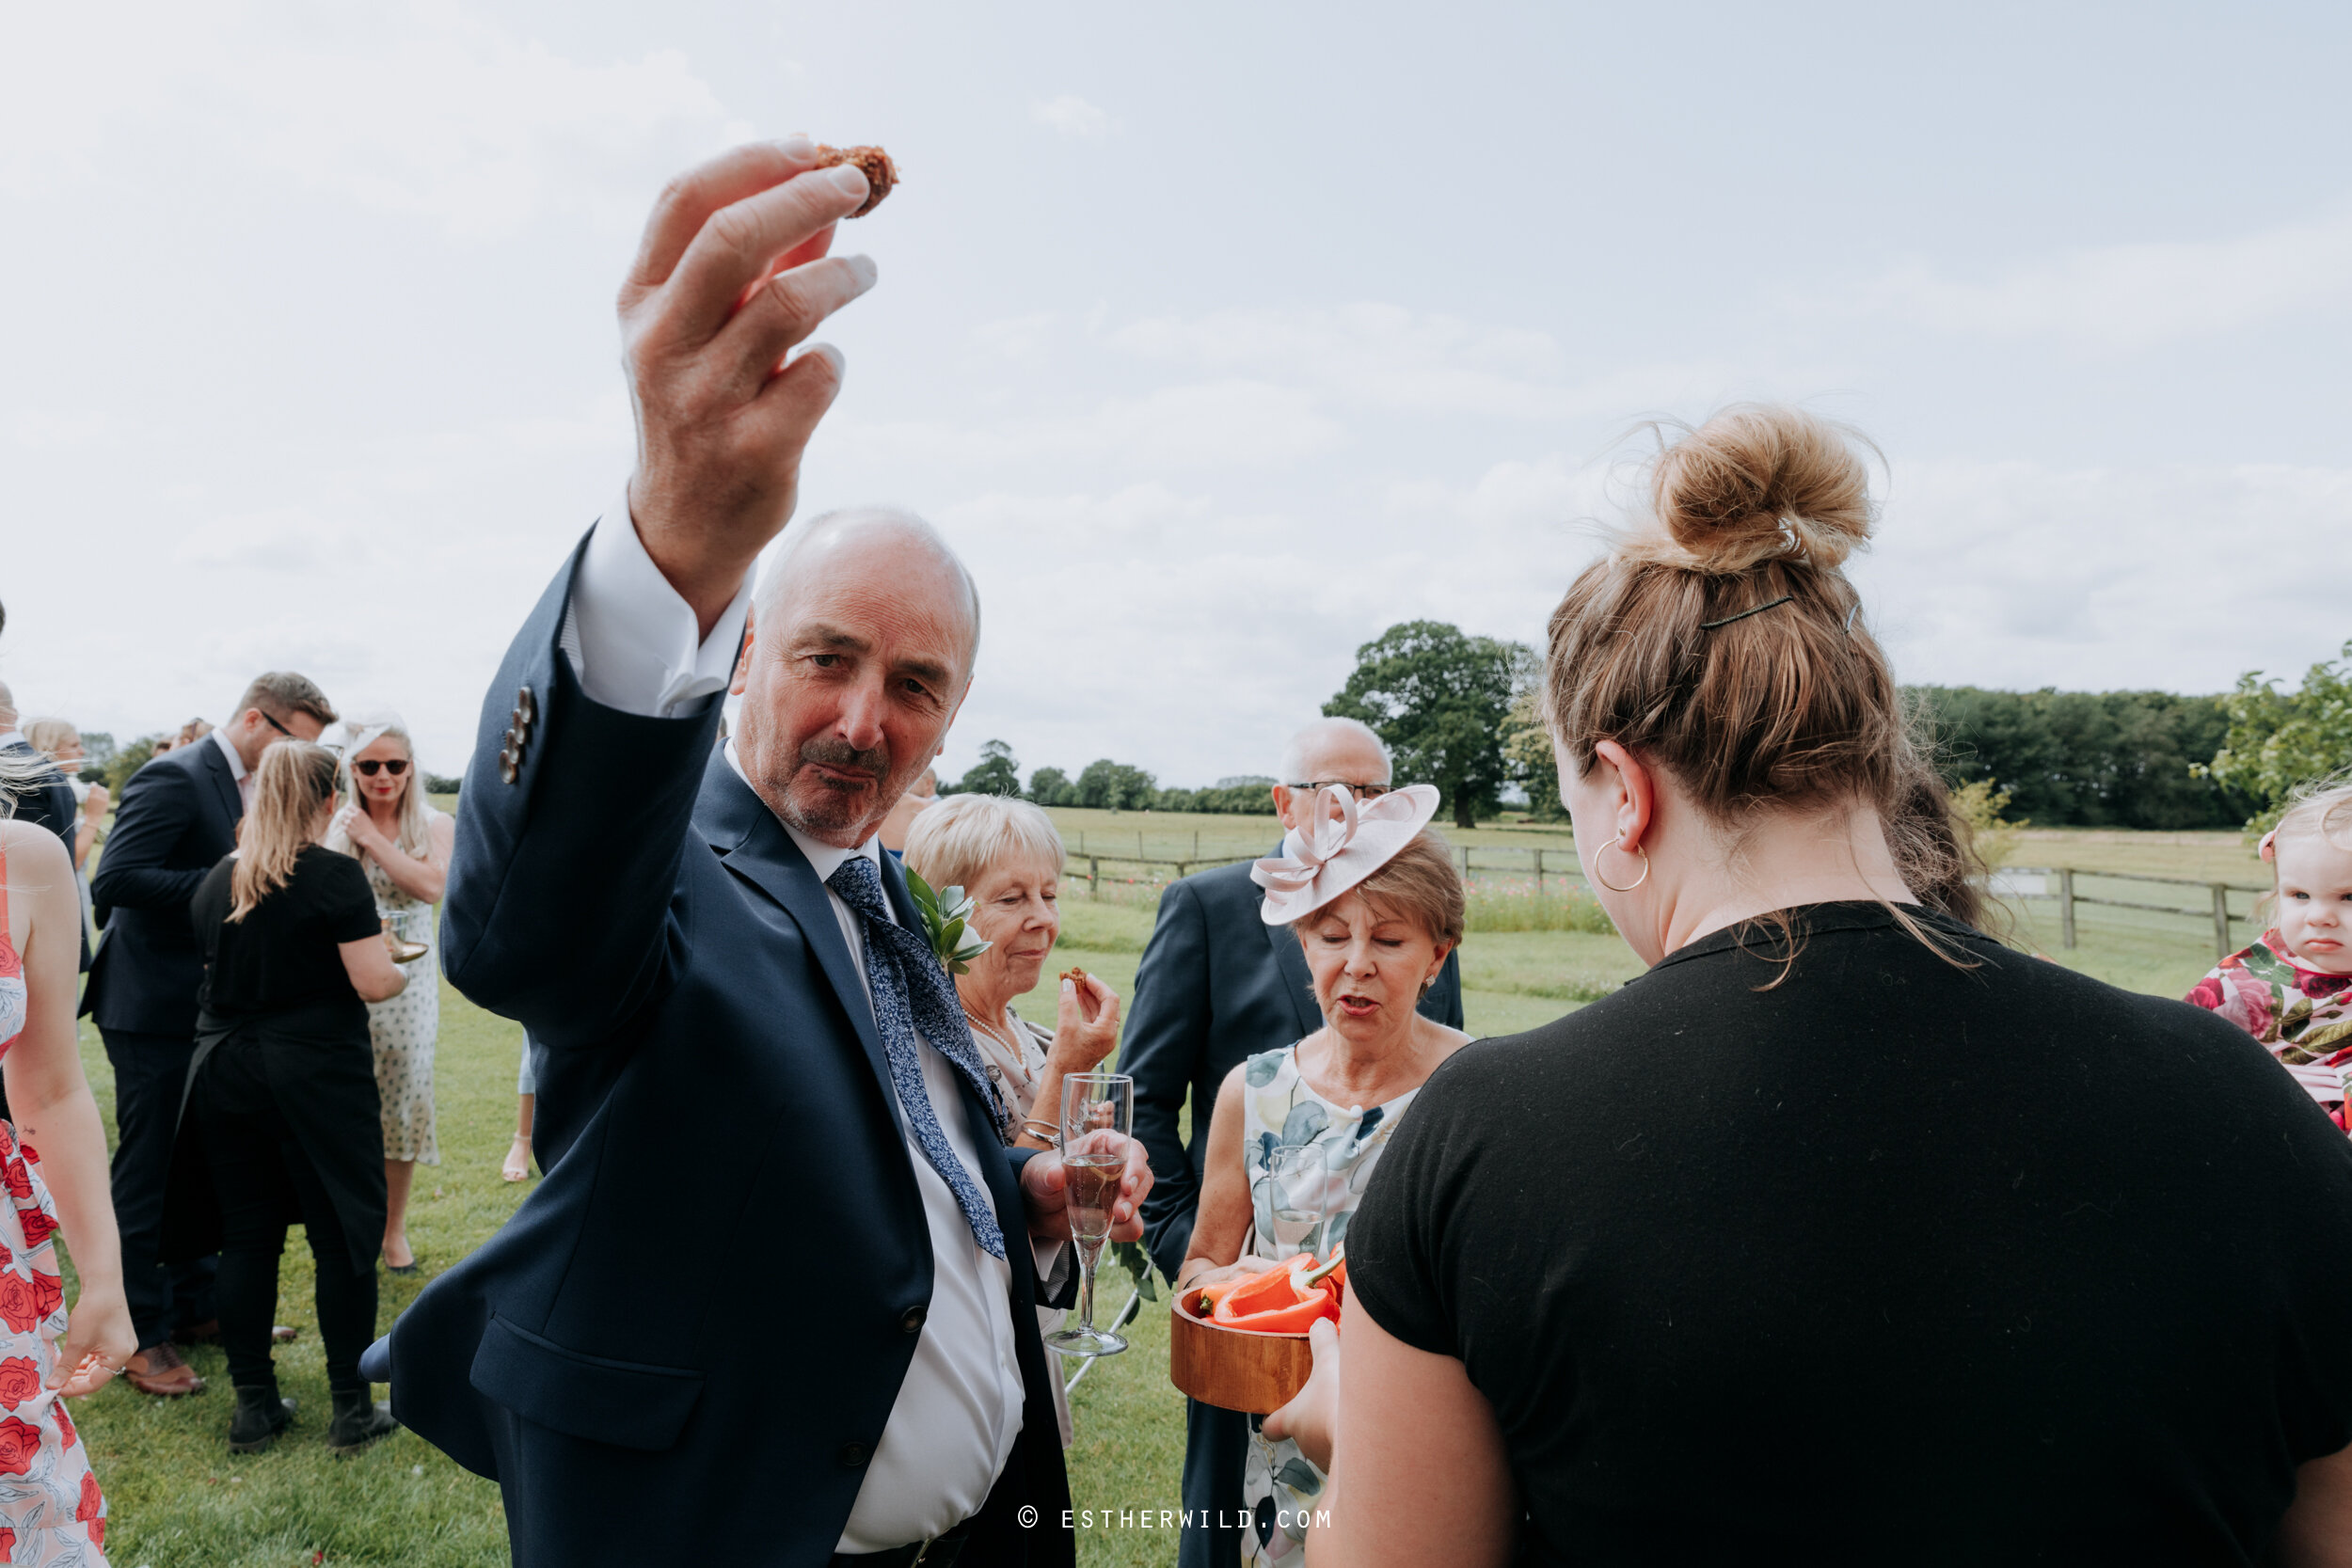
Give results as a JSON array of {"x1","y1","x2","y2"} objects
[
  {"x1": 1183, "y1": 784, "x2": 1468, "y2": 1568},
  {"x1": 324, "y1": 714, "x2": 453, "y2": 1274},
  {"x1": 902, "y1": 792, "x2": 1121, "y2": 1446}
]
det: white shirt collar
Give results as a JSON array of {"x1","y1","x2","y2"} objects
[
  {"x1": 723, "y1": 738, "x2": 879, "y2": 882},
  {"x1": 211, "y1": 726, "x2": 248, "y2": 782}
]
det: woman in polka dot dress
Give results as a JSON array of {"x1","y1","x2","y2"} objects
[
  {"x1": 0, "y1": 801, "x2": 136, "y2": 1562},
  {"x1": 324, "y1": 715, "x2": 453, "y2": 1275}
]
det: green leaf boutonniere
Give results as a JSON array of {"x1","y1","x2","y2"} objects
[{"x1": 904, "y1": 865, "x2": 993, "y2": 974}]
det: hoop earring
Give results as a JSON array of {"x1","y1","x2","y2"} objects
[{"x1": 1593, "y1": 832, "x2": 1650, "y2": 894}]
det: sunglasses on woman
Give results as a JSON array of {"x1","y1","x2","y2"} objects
[{"x1": 353, "y1": 759, "x2": 409, "y2": 777}]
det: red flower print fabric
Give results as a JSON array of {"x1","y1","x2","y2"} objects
[
  {"x1": 2188, "y1": 930, "x2": 2352, "y2": 1129},
  {"x1": 0, "y1": 1110, "x2": 109, "y2": 1563}
]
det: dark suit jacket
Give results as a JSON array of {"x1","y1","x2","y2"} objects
[
  {"x1": 84, "y1": 736, "x2": 242, "y2": 1032},
  {"x1": 1125, "y1": 855, "x2": 1466, "y2": 1280},
  {"x1": 2, "y1": 741, "x2": 86, "y2": 971},
  {"x1": 389, "y1": 544, "x2": 1073, "y2": 1568}
]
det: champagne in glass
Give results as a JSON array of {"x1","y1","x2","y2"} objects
[{"x1": 1045, "y1": 1071, "x2": 1135, "y2": 1359}]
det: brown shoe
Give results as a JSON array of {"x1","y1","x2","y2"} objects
[
  {"x1": 272, "y1": 1324, "x2": 299, "y2": 1344},
  {"x1": 124, "y1": 1341, "x2": 206, "y2": 1397}
]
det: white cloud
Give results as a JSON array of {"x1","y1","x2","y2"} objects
[
  {"x1": 828, "y1": 379, "x2": 1348, "y2": 475},
  {"x1": 1844, "y1": 209, "x2": 2352, "y2": 348},
  {"x1": 0, "y1": 0, "x2": 752, "y2": 236},
  {"x1": 1030, "y1": 95, "x2": 1115, "y2": 138},
  {"x1": 1854, "y1": 457, "x2": 2352, "y2": 691}
]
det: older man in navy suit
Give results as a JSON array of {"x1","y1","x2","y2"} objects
[
  {"x1": 85, "y1": 671, "x2": 336, "y2": 1396},
  {"x1": 386, "y1": 139, "x2": 1150, "y2": 1567}
]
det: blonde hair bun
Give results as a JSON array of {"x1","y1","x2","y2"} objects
[{"x1": 1644, "y1": 404, "x2": 1877, "y2": 574}]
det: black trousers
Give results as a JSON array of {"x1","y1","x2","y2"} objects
[
  {"x1": 99, "y1": 1027, "x2": 217, "y2": 1349},
  {"x1": 1177, "y1": 1397, "x2": 1249, "y2": 1567},
  {"x1": 194, "y1": 1037, "x2": 377, "y2": 1390}
]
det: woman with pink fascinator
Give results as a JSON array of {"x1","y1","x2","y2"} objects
[{"x1": 1176, "y1": 783, "x2": 1470, "y2": 1566}]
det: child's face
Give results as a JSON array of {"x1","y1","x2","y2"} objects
[{"x1": 2271, "y1": 829, "x2": 2352, "y2": 975}]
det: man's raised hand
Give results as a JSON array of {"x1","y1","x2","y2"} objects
[{"x1": 619, "y1": 137, "x2": 878, "y2": 636}]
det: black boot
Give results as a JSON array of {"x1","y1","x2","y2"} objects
[
  {"x1": 228, "y1": 1384, "x2": 295, "y2": 1453},
  {"x1": 326, "y1": 1388, "x2": 398, "y2": 1455}
]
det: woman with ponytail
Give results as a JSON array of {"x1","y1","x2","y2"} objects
[
  {"x1": 1270, "y1": 406, "x2": 2352, "y2": 1566},
  {"x1": 186, "y1": 741, "x2": 406, "y2": 1456}
]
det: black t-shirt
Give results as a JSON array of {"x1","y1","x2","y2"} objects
[
  {"x1": 191, "y1": 847, "x2": 382, "y2": 1020},
  {"x1": 1348, "y1": 902, "x2": 2352, "y2": 1566}
]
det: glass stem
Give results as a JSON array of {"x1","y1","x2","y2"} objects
[{"x1": 1076, "y1": 1253, "x2": 1097, "y2": 1332}]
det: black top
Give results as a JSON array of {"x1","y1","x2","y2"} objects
[
  {"x1": 191, "y1": 847, "x2": 381, "y2": 1021},
  {"x1": 1348, "y1": 902, "x2": 2352, "y2": 1567}
]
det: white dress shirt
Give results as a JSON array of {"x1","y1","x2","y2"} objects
[
  {"x1": 210, "y1": 725, "x2": 253, "y2": 814},
  {"x1": 564, "y1": 498, "x2": 1052, "y2": 1551}
]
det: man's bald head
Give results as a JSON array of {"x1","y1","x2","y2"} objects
[{"x1": 755, "y1": 507, "x2": 980, "y2": 683}]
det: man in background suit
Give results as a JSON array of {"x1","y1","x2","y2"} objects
[
  {"x1": 86, "y1": 672, "x2": 336, "y2": 1395},
  {"x1": 1121, "y1": 715, "x2": 1466, "y2": 1568},
  {"x1": 385, "y1": 138, "x2": 1148, "y2": 1566}
]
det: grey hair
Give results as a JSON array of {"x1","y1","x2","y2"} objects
[
  {"x1": 1278, "y1": 717, "x2": 1391, "y2": 786},
  {"x1": 754, "y1": 506, "x2": 981, "y2": 679},
  {"x1": 902, "y1": 792, "x2": 1065, "y2": 897}
]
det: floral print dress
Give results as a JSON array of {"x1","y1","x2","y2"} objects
[
  {"x1": 360, "y1": 814, "x2": 444, "y2": 1164},
  {"x1": 1236, "y1": 1044, "x2": 1422, "y2": 1567},
  {"x1": 2188, "y1": 929, "x2": 2352, "y2": 1128},
  {"x1": 0, "y1": 846, "x2": 109, "y2": 1564}
]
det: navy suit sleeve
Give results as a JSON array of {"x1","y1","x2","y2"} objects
[
  {"x1": 1431, "y1": 946, "x2": 1466, "y2": 1030},
  {"x1": 1123, "y1": 878, "x2": 1215, "y2": 1282},
  {"x1": 437, "y1": 540, "x2": 723, "y2": 1050},
  {"x1": 89, "y1": 762, "x2": 207, "y2": 913}
]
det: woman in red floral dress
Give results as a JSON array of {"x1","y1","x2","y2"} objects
[{"x1": 0, "y1": 797, "x2": 139, "y2": 1563}]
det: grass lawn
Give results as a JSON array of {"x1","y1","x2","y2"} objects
[{"x1": 64, "y1": 821, "x2": 2249, "y2": 1565}]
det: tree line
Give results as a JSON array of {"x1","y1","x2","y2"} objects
[{"x1": 946, "y1": 630, "x2": 2352, "y2": 835}]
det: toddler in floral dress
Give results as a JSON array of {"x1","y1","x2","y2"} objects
[{"x1": 2187, "y1": 782, "x2": 2352, "y2": 1127}]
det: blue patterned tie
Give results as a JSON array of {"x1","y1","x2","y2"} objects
[{"x1": 826, "y1": 854, "x2": 1008, "y2": 1260}]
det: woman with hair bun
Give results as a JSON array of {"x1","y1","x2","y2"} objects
[{"x1": 1267, "y1": 406, "x2": 2352, "y2": 1566}]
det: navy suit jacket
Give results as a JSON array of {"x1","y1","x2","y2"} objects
[
  {"x1": 1, "y1": 742, "x2": 87, "y2": 971},
  {"x1": 84, "y1": 736, "x2": 242, "y2": 1032},
  {"x1": 390, "y1": 545, "x2": 1073, "y2": 1568},
  {"x1": 1124, "y1": 856, "x2": 1466, "y2": 1281}
]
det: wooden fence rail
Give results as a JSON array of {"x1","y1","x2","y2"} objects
[{"x1": 2001, "y1": 866, "x2": 2269, "y2": 958}]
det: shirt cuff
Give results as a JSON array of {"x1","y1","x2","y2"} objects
[
  {"x1": 557, "y1": 486, "x2": 753, "y2": 719},
  {"x1": 1032, "y1": 1237, "x2": 1069, "y2": 1292}
]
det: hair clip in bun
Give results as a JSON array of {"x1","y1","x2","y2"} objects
[{"x1": 1699, "y1": 594, "x2": 1794, "y2": 632}]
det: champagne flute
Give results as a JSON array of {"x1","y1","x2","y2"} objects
[{"x1": 1044, "y1": 1071, "x2": 1134, "y2": 1359}]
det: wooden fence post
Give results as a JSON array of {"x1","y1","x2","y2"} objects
[
  {"x1": 1089, "y1": 856, "x2": 1100, "y2": 900},
  {"x1": 1534, "y1": 847, "x2": 1545, "y2": 895},
  {"x1": 2211, "y1": 883, "x2": 2232, "y2": 959},
  {"x1": 2058, "y1": 868, "x2": 2076, "y2": 950}
]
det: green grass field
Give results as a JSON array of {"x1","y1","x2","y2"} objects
[{"x1": 61, "y1": 815, "x2": 2261, "y2": 1565}]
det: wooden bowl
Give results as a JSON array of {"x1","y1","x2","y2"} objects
[{"x1": 1168, "y1": 1306, "x2": 1314, "y2": 1415}]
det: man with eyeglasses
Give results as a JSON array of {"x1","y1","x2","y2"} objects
[
  {"x1": 86, "y1": 671, "x2": 336, "y2": 1396},
  {"x1": 1120, "y1": 715, "x2": 1465, "y2": 1568}
]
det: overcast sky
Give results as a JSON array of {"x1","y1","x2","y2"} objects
[{"x1": 6, "y1": 1, "x2": 2348, "y2": 784}]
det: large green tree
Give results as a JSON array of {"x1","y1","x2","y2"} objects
[
  {"x1": 1075, "y1": 758, "x2": 1157, "y2": 811},
  {"x1": 2200, "y1": 641, "x2": 2352, "y2": 832},
  {"x1": 948, "y1": 738, "x2": 1022, "y2": 797},
  {"x1": 1910, "y1": 685, "x2": 2249, "y2": 830},
  {"x1": 1326, "y1": 620, "x2": 1533, "y2": 830}
]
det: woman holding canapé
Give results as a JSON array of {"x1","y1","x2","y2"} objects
[
  {"x1": 1267, "y1": 405, "x2": 2352, "y2": 1566},
  {"x1": 325, "y1": 714, "x2": 453, "y2": 1274},
  {"x1": 902, "y1": 792, "x2": 1120, "y2": 1446},
  {"x1": 1179, "y1": 784, "x2": 1465, "y2": 1567}
]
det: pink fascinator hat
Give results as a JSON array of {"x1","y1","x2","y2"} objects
[{"x1": 1252, "y1": 784, "x2": 1441, "y2": 925}]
